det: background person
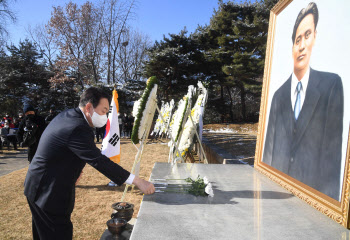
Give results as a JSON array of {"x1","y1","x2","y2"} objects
[
  {"x1": 13, "y1": 118, "x2": 20, "y2": 128},
  {"x1": 24, "y1": 87, "x2": 155, "y2": 239},
  {"x1": 17, "y1": 105, "x2": 46, "y2": 162},
  {"x1": 45, "y1": 108, "x2": 57, "y2": 126},
  {"x1": 0, "y1": 121, "x2": 18, "y2": 150},
  {"x1": 127, "y1": 113, "x2": 134, "y2": 138},
  {"x1": 3, "y1": 113, "x2": 13, "y2": 123},
  {"x1": 95, "y1": 124, "x2": 106, "y2": 143},
  {"x1": 122, "y1": 112, "x2": 129, "y2": 138},
  {"x1": 118, "y1": 112, "x2": 123, "y2": 137},
  {"x1": 4, "y1": 119, "x2": 14, "y2": 128},
  {"x1": 18, "y1": 112, "x2": 24, "y2": 121}
]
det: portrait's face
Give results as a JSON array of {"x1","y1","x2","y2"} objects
[{"x1": 292, "y1": 14, "x2": 316, "y2": 76}]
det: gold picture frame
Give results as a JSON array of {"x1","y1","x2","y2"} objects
[{"x1": 254, "y1": 0, "x2": 350, "y2": 228}]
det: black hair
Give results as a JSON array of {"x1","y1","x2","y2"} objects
[
  {"x1": 292, "y1": 2, "x2": 318, "y2": 44},
  {"x1": 79, "y1": 87, "x2": 110, "y2": 108}
]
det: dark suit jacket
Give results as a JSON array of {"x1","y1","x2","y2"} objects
[
  {"x1": 24, "y1": 108, "x2": 130, "y2": 215},
  {"x1": 263, "y1": 69, "x2": 344, "y2": 200}
]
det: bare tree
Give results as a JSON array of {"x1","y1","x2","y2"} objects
[
  {"x1": 100, "y1": 0, "x2": 135, "y2": 84},
  {"x1": 27, "y1": 24, "x2": 57, "y2": 68},
  {"x1": 0, "y1": 0, "x2": 16, "y2": 43},
  {"x1": 116, "y1": 28, "x2": 152, "y2": 82},
  {"x1": 42, "y1": 0, "x2": 149, "y2": 89},
  {"x1": 80, "y1": 2, "x2": 104, "y2": 83},
  {"x1": 47, "y1": 1, "x2": 101, "y2": 88}
]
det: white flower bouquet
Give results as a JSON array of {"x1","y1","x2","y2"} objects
[
  {"x1": 177, "y1": 81, "x2": 208, "y2": 157},
  {"x1": 154, "y1": 175, "x2": 214, "y2": 197},
  {"x1": 152, "y1": 99, "x2": 175, "y2": 137},
  {"x1": 160, "y1": 99, "x2": 174, "y2": 135},
  {"x1": 151, "y1": 101, "x2": 165, "y2": 136},
  {"x1": 169, "y1": 96, "x2": 188, "y2": 143},
  {"x1": 168, "y1": 85, "x2": 196, "y2": 144}
]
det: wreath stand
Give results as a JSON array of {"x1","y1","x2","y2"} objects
[
  {"x1": 167, "y1": 98, "x2": 192, "y2": 164},
  {"x1": 194, "y1": 91, "x2": 208, "y2": 163},
  {"x1": 149, "y1": 105, "x2": 174, "y2": 144},
  {"x1": 121, "y1": 99, "x2": 184, "y2": 202},
  {"x1": 168, "y1": 97, "x2": 209, "y2": 165},
  {"x1": 181, "y1": 113, "x2": 209, "y2": 164}
]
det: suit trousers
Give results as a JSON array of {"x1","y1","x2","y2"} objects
[{"x1": 27, "y1": 198, "x2": 73, "y2": 240}]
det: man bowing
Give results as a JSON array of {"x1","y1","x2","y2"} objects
[{"x1": 24, "y1": 87, "x2": 155, "y2": 239}]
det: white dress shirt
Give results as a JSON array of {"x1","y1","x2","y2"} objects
[
  {"x1": 79, "y1": 108, "x2": 135, "y2": 185},
  {"x1": 291, "y1": 68, "x2": 310, "y2": 111}
]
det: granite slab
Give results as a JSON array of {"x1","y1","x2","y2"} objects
[{"x1": 130, "y1": 163, "x2": 350, "y2": 240}]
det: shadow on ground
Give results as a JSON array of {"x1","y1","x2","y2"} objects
[{"x1": 145, "y1": 185, "x2": 294, "y2": 206}]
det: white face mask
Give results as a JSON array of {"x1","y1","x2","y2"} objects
[{"x1": 90, "y1": 109, "x2": 108, "y2": 128}]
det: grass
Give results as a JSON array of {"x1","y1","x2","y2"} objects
[{"x1": 0, "y1": 138, "x2": 169, "y2": 240}]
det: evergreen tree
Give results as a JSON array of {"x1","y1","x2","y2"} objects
[
  {"x1": 196, "y1": 0, "x2": 276, "y2": 121},
  {"x1": 0, "y1": 39, "x2": 54, "y2": 115},
  {"x1": 143, "y1": 29, "x2": 206, "y2": 102},
  {"x1": 144, "y1": 0, "x2": 278, "y2": 122}
]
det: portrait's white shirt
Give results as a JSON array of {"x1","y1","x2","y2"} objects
[
  {"x1": 291, "y1": 67, "x2": 310, "y2": 111},
  {"x1": 79, "y1": 108, "x2": 134, "y2": 185}
]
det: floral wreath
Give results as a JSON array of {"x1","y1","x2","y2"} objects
[
  {"x1": 161, "y1": 99, "x2": 175, "y2": 135},
  {"x1": 177, "y1": 81, "x2": 207, "y2": 157},
  {"x1": 152, "y1": 99, "x2": 175, "y2": 137},
  {"x1": 169, "y1": 96, "x2": 188, "y2": 143},
  {"x1": 151, "y1": 101, "x2": 166, "y2": 136},
  {"x1": 131, "y1": 76, "x2": 158, "y2": 144},
  {"x1": 170, "y1": 85, "x2": 196, "y2": 142}
]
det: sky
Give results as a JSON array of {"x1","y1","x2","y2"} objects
[{"x1": 6, "y1": 0, "x2": 223, "y2": 45}]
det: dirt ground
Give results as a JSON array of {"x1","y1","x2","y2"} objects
[{"x1": 0, "y1": 138, "x2": 169, "y2": 240}]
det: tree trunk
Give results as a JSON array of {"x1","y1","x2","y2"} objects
[
  {"x1": 220, "y1": 84, "x2": 225, "y2": 123},
  {"x1": 92, "y1": 63, "x2": 98, "y2": 83},
  {"x1": 226, "y1": 86, "x2": 234, "y2": 122},
  {"x1": 238, "y1": 82, "x2": 246, "y2": 121},
  {"x1": 112, "y1": 47, "x2": 117, "y2": 83}
]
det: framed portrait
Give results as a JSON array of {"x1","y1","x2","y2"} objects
[{"x1": 254, "y1": 0, "x2": 350, "y2": 228}]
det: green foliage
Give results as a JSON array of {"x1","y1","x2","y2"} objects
[
  {"x1": 143, "y1": 0, "x2": 278, "y2": 122},
  {"x1": 143, "y1": 29, "x2": 207, "y2": 102},
  {"x1": 0, "y1": 39, "x2": 55, "y2": 116},
  {"x1": 196, "y1": 1, "x2": 272, "y2": 121},
  {"x1": 185, "y1": 175, "x2": 207, "y2": 197},
  {"x1": 131, "y1": 76, "x2": 158, "y2": 144}
]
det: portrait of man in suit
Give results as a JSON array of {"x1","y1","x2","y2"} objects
[{"x1": 263, "y1": 2, "x2": 344, "y2": 201}]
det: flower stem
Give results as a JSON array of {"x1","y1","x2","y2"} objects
[
  {"x1": 153, "y1": 178, "x2": 187, "y2": 181},
  {"x1": 158, "y1": 189, "x2": 188, "y2": 194}
]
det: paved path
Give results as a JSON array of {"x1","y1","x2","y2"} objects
[
  {"x1": 0, "y1": 148, "x2": 29, "y2": 177},
  {"x1": 203, "y1": 131, "x2": 257, "y2": 165}
]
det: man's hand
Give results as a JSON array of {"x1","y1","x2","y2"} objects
[{"x1": 132, "y1": 176, "x2": 155, "y2": 195}]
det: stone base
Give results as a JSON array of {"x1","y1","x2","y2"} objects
[{"x1": 130, "y1": 163, "x2": 350, "y2": 239}]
